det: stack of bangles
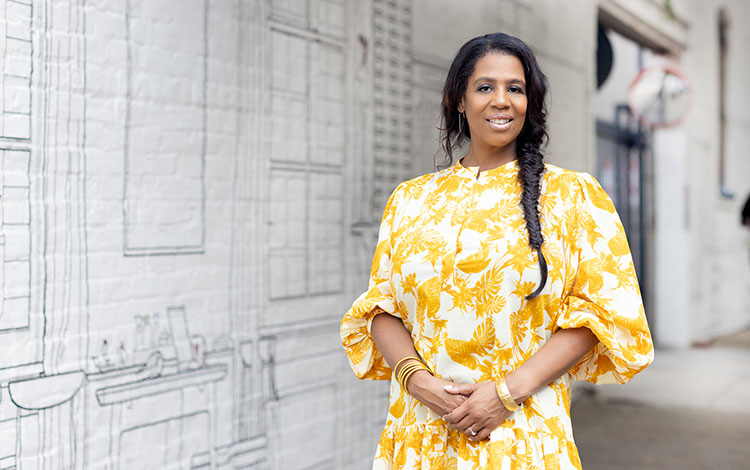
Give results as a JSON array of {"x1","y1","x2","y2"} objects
[
  {"x1": 495, "y1": 378, "x2": 522, "y2": 412},
  {"x1": 394, "y1": 356, "x2": 432, "y2": 391}
]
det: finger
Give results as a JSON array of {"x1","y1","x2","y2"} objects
[
  {"x1": 442, "y1": 401, "x2": 463, "y2": 417},
  {"x1": 475, "y1": 414, "x2": 501, "y2": 434},
  {"x1": 444, "y1": 383, "x2": 475, "y2": 395},
  {"x1": 467, "y1": 422, "x2": 488, "y2": 440},
  {"x1": 442, "y1": 400, "x2": 470, "y2": 423},
  {"x1": 476, "y1": 427, "x2": 491, "y2": 441},
  {"x1": 449, "y1": 399, "x2": 466, "y2": 412},
  {"x1": 453, "y1": 415, "x2": 476, "y2": 434},
  {"x1": 447, "y1": 419, "x2": 468, "y2": 433},
  {"x1": 447, "y1": 394, "x2": 467, "y2": 410},
  {"x1": 444, "y1": 414, "x2": 468, "y2": 431}
]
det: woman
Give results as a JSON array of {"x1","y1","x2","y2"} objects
[{"x1": 341, "y1": 33, "x2": 653, "y2": 469}]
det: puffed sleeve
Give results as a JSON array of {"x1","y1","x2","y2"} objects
[
  {"x1": 340, "y1": 183, "x2": 404, "y2": 380},
  {"x1": 557, "y1": 172, "x2": 654, "y2": 384}
]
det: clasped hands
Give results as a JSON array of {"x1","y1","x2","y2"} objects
[{"x1": 406, "y1": 371, "x2": 511, "y2": 442}]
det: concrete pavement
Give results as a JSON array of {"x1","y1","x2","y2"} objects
[{"x1": 570, "y1": 328, "x2": 750, "y2": 469}]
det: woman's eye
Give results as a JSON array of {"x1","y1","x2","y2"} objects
[
  {"x1": 477, "y1": 85, "x2": 493, "y2": 93},
  {"x1": 509, "y1": 86, "x2": 525, "y2": 94}
]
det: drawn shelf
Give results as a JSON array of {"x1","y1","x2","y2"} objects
[
  {"x1": 94, "y1": 363, "x2": 227, "y2": 406},
  {"x1": 8, "y1": 370, "x2": 86, "y2": 410}
]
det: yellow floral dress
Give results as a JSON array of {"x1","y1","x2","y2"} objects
[{"x1": 341, "y1": 159, "x2": 653, "y2": 469}]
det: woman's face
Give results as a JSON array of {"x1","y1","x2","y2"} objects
[{"x1": 459, "y1": 53, "x2": 527, "y2": 155}]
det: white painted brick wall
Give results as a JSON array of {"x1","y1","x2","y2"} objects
[{"x1": 0, "y1": 0, "x2": 747, "y2": 469}]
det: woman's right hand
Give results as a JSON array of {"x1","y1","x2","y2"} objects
[{"x1": 406, "y1": 371, "x2": 467, "y2": 416}]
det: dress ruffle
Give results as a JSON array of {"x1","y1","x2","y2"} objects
[
  {"x1": 556, "y1": 172, "x2": 653, "y2": 384},
  {"x1": 341, "y1": 182, "x2": 405, "y2": 380},
  {"x1": 373, "y1": 421, "x2": 581, "y2": 470},
  {"x1": 341, "y1": 287, "x2": 396, "y2": 380}
]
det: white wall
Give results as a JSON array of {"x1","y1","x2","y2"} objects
[
  {"x1": 674, "y1": 0, "x2": 750, "y2": 342},
  {"x1": 0, "y1": 0, "x2": 602, "y2": 468},
  {"x1": 599, "y1": 0, "x2": 750, "y2": 346},
  {"x1": 0, "y1": 0, "x2": 747, "y2": 469}
]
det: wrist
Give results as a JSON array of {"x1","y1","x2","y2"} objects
[
  {"x1": 504, "y1": 370, "x2": 535, "y2": 404},
  {"x1": 405, "y1": 370, "x2": 432, "y2": 396}
]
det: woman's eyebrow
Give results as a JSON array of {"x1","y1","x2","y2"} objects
[{"x1": 472, "y1": 77, "x2": 526, "y2": 86}]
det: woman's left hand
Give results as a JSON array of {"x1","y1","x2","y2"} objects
[{"x1": 441, "y1": 382, "x2": 510, "y2": 441}]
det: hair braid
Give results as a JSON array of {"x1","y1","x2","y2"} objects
[
  {"x1": 439, "y1": 33, "x2": 550, "y2": 298},
  {"x1": 517, "y1": 143, "x2": 547, "y2": 300}
]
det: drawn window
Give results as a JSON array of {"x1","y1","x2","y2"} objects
[
  {"x1": 1, "y1": 0, "x2": 32, "y2": 140},
  {"x1": 0, "y1": 149, "x2": 31, "y2": 331},
  {"x1": 123, "y1": 0, "x2": 207, "y2": 255},
  {"x1": 267, "y1": 1, "x2": 346, "y2": 303}
]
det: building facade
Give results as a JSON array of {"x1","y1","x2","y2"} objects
[{"x1": 0, "y1": 0, "x2": 746, "y2": 468}]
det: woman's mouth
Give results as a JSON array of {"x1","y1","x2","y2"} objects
[{"x1": 486, "y1": 117, "x2": 513, "y2": 131}]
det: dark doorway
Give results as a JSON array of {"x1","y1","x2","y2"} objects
[
  {"x1": 596, "y1": 104, "x2": 649, "y2": 291},
  {"x1": 594, "y1": 26, "x2": 654, "y2": 327}
]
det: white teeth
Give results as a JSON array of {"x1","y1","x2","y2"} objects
[{"x1": 489, "y1": 118, "x2": 511, "y2": 124}]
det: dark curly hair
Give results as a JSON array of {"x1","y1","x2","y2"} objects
[{"x1": 440, "y1": 33, "x2": 549, "y2": 300}]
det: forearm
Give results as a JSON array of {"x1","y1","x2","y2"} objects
[
  {"x1": 506, "y1": 327, "x2": 599, "y2": 403},
  {"x1": 370, "y1": 312, "x2": 421, "y2": 371},
  {"x1": 371, "y1": 312, "x2": 468, "y2": 415}
]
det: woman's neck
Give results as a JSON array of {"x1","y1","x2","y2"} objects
[{"x1": 461, "y1": 142, "x2": 517, "y2": 171}]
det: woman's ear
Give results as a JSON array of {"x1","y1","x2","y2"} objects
[{"x1": 457, "y1": 99, "x2": 464, "y2": 114}]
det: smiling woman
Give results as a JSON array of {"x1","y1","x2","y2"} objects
[
  {"x1": 458, "y1": 54, "x2": 528, "y2": 165},
  {"x1": 341, "y1": 32, "x2": 653, "y2": 470}
]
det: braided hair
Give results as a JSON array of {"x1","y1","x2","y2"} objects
[{"x1": 440, "y1": 33, "x2": 549, "y2": 299}]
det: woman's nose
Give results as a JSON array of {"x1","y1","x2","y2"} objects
[{"x1": 492, "y1": 91, "x2": 509, "y2": 107}]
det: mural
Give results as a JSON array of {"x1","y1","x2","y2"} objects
[{"x1": 0, "y1": 0, "x2": 425, "y2": 468}]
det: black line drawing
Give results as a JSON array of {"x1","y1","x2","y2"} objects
[
  {"x1": 0, "y1": 0, "x2": 380, "y2": 469},
  {"x1": 0, "y1": 0, "x2": 35, "y2": 354},
  {"x1": 83, "y1": 304, "x2": 243, "y2": 469},
  {"x1": 0, "y1": 0, "x2": 32, "y2": 141},
  {"x1": 265, "y1": 30, "x2": 346, "y2": 302},
  {"x1": 8, "y1": 370, "x2": 84, "y2": 410},
  {"x1": 0, "y1": 6, "x2": 50, "y2": 470},
  {"x1": 259, "y1": 320, "x2": 341, "y2": 470},
  {"x1": 371, "y1": 0, "x2": 414, "y2": 220},
  {"x1": 117, "y1": 411, "x2": 209, "y2": 470},
  {"x1": 0, "y1": 148, "x2": 32, "y2": 334},
  {"x1": 122, "y1": 0, "x2": 207, "y2": 256},
  {"x1": 259, "y1": 2, "x2": 352, "y2": 469}
]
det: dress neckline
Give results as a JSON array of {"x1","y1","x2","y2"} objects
[{"x1": 454, "y1": 157, "x2": 518, "y2": 180}]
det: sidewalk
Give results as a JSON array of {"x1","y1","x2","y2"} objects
[{"x1": 570, "y1": 328, "x2": 750, "y2": 469}]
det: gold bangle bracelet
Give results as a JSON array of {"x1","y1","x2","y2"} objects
[
  {"x1": 398, "y1": 362, "x2": 423, "y2": 389},
  {"x1": 393, "y1": 356, "x2": 420, "y2": 376},
  {"x1": 400, "y1": 363, "x2": 429, "y2": 390},
  {"x1": 495, "y1": 379, "x2": 521, "y2": 412},
  {"x1": 399, "y1": 367, "x2": 416, "y2": 389},
  {"x1": 397, "y1": 363, "x2": 417, "y2": 388},
  {"x1": 396, "y1": 362, "x2": 416, "y2": 388},
  {"x1": 395, "y1": 359, "x2": 431, "y2": 391}
]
